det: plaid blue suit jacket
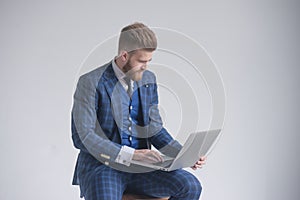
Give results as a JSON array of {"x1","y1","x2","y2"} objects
[{"x1": 71, "y1": 61, "x2": 181, "y2": 187}]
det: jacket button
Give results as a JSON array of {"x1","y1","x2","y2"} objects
[{"x1": 100, "y1": 154, "x2": 110, "y2": 160}]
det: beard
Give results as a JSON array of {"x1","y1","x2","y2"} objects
[{"x1": 123, "y1": 59, "x2": 145, "y2": 81}]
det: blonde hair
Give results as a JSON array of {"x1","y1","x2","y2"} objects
[{"x1": 118, "y1": 22, "x2": 157, "y2": 54}]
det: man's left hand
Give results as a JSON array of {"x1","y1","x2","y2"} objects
[{"x1": 191, "y1": 156, "x2": 206, "y2": 170}]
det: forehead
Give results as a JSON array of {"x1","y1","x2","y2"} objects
[{"x1": 130, "y1": 50, "x2": 153, "y2": 61}]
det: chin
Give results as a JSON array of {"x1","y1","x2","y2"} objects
[
  {"x1": 132, "y1": 72, "x2": 144, "y2": 81},
  {"x1": 132, "y1": 77, "x2": 142, "y2": 81}
]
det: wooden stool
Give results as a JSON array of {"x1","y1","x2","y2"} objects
[{"x1": 122, "y1": 194, "x2": 169, "y2": 200}]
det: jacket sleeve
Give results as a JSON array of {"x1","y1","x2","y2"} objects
[
  {"x1": 71, "y1": 74, "x2": 121, "y2": 162},
  {"x1": 147, "y1": 74, "x2": 182, "y2": 158}
]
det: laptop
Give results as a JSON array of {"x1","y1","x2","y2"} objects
[{"x1": 130, "y1": 129, "x2": 221, "y2": 171}]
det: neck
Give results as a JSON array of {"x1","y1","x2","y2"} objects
[{"x1": 115, "y1": 56, "x2": 126, "y2": 73}]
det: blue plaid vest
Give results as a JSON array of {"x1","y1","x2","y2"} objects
[{"x1": 121, "y1": 88, "x2": 148, "y2": 149}]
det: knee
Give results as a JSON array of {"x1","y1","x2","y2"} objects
[
  {"x1": 183, "y1": 175, "x2": 202, "y2": 197},
  {"x1": 171, "y1": 170, "x2": 202, "y2": 198}
]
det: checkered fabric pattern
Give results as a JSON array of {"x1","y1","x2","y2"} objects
[
  {"x1": 71, "y1": 62, "x2": 201, "y2": 199},
  {"x1": 82, "y1": 164, "x2": 201, "y2": 200}
]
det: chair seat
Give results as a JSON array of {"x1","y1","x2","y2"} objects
[{"x1": 122, "y1": 194, "x2": 169, "y2": 200}]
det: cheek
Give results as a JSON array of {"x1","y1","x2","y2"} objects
[
  {"x1": 129, "y1": 59, "x2": 143, "y2": 70},
  {"x1": 131, "y1": 61, "x2": 141, "y2": 68},
  {"x1": 128, "y1": 65, "x2": 141, "y2": 73}
]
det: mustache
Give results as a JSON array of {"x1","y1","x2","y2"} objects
[{"x1": 127, "y1": 67, "x2": 146, "y2": 73}]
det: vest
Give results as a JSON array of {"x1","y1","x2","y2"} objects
[{"x1": 120, "y1": 87, "x2": 148, "y2": 149}]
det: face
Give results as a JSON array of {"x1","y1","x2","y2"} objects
[{"x1": 123, "y1": 50, "x2": 153, "y2": 81}]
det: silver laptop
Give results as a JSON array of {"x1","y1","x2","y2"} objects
[{"x1": 130, "y1": 129, "x2": 221, "y2": 171}]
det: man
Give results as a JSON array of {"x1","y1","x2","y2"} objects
[{"x1": 71, "y1": 22, "x2": 205, "y2": 200}]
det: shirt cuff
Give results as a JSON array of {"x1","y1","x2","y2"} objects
[{"x1": 115, "y1": 145, "x2": 135, "y2": 166}]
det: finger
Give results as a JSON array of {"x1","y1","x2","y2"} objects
[
  {"x1": 194, "y1": 161, "x2": 204, "y2": 167},
  {"x1": 152, "y1": 151, "x2": 164, "y2": 162},
  {"x1": 144, "y1": 155, "x2": 160, "y2": 163},
  {"x1": 194, "y1": 164, "x2": 203, "y2": 168},
  {"x1": 191, "y1": 164, "x2": 203, "y2": 170},
  {"x1": 200, "y1": 156, "x2": 206, "y2": 161},
  {"x1": 147, "y1": 151, "x2": 163, "y2": 162},
  {"x1": 197, "y1": 160, "x2": 206, "y2": 165}
]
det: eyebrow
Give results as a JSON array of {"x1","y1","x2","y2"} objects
[{"x1": 138, "y1": 58, "x2": 152, "y2": 62}]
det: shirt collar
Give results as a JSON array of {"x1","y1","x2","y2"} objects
[
  {"x1": 112, "y1": 57, "x2": 133, "y2": 90},
  {"x1": 112, "y1": 57, "x2": 126, "y2": 80}
]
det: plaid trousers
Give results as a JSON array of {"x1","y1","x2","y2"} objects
[{"x1": 81, "y1": 164, "x2": 202, "y2": 200}]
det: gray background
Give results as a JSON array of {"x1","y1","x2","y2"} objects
[{"x1": 0, "y1": 0, "x2": 299, "y2": 200}]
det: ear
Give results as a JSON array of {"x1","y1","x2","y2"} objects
[{"x1": 119, "y1": 51, "x2": 129, "y2": 62}]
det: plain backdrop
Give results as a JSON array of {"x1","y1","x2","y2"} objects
[{"x1": 0, "y1": 0, "x2": 299, "y2": 200}]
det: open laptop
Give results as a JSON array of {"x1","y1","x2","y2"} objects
[{"x1": 130, "y1": 129, "x2": 221, "y2": 171}]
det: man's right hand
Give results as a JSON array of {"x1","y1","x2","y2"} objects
[{"x1": 132, "y1": 149, "x2": 164, "y2": 163}]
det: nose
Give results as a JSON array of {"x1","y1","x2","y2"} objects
[{"x1": 141, "y1": 64, "x2": 147, "y2": 70}]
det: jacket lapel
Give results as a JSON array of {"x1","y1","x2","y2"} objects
[
  {"x1": 103, "y1": 63, "x2": 154, "y2": 129},
  {"x1": 103, "y1": 63, "x2": 130, "y2": 134}
]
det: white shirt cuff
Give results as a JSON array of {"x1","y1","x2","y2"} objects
[{"x1": 115, "y1": 146, "x2": 135, "y2": 166}]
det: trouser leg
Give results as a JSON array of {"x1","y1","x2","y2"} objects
[
  {"x1": 83, "y1": 165, "x2": 129, "y2": 200},
  {"x1": 127, "y1": 169, "x2": 202, "y2": 200}
]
